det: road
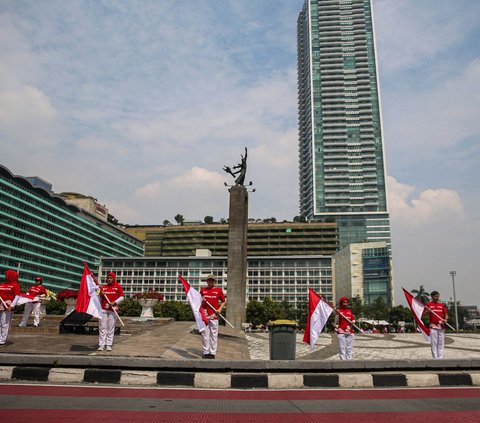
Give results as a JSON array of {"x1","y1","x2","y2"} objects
[{"x1": 1, "y1": 384, "x2": 479, "y2": 422}]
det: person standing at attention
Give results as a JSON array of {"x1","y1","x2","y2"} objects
[
  {"x1": 425, "y1": 290, "x2": 448, "y2": 359},
  {"x1": 336, "y1": 296, "x2": 356, "y2": 360},
  {"x1": 200, "y1": 274, "x2": 226, "y2": 359},
  {"x1": 0, "y1": 270, "x2": 21, "y2": 346},
  {"x1": 19, "y1": 276, "x2": 47, "y2": 328},
  {"x1": 98, "y1": 272, "x2": 124, "y2": 352}
]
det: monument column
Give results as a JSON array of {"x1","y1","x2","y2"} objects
[{"x1": 225, "y1": 185, "x2": 248, "y2": 330}]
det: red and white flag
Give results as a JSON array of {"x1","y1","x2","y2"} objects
[
  {"x1": 303, "y1": 288, "x2": 335, "y2": 350},
  {"x1": 402, "y1": 287, "x2": 430, "y2": 342},
  {"x1": 11, "y1": 293, "x2": 37, "y2": 308},
  {"x1": 178, "y1": 275, "x2": 208, "y2": 332},
  {"x1": 75, "y1": 262, "x2": 103, "y2": 319}
]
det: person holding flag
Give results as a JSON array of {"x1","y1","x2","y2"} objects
[
  {"x1": 98, "y1": 272, "x2": 124, "y2": 352},
  {"x1": 424, "y1": 290, "x2": 448, "y2": 359},
  {"x1": 335, "y1": 297, "x2": 356, "y2": 360},
  {"x1": 199, "y1": 274, "x2": 226, "y2": 359},
  {"x1": 0, "y1": 270, "x2": 21, "y2": 346},
  {"x1": 18, "y1": 276, "x2": 47, "y2": 328}
]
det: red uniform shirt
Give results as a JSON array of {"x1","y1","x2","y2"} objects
[
  {"x1": 338, "y1": 308, "x2": 355, "y2": 334},
  {"x1": 426, "y1": 301, "x2": 448, "y2": 328},
  {"x1": 0, "y1": 282, "x2": 21, "y2": 309},
  {"x1": 200, "y1": 287, "x2": 226, "y2": 318},
  {"x1": 27, "y1": 285, "x2": 47, "y2": 298},
  {"x1": 100, "y1": 282, "x2": 124, "y2": 310}
]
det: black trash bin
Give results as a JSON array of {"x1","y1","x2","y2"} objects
[{"x1": 268, "y1": 320, "x2": 297, "y2": 360}]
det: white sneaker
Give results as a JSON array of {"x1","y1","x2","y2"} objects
[
  {"x1": 106, "y1": 346, "x2": 112, "y2": 351},
  {"x1": 97, "y1": 346, "x2": 105, "y2": 351},
  {"x1": 18, "y1": 324, "x2": 26, "y2": 327}
]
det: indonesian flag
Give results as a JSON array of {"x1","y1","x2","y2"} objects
[
  {"x1": 403, "y1": 287, "x2": 430, "y2": 342},
  {"x1": 11, "y1": 293, "x2": 37, "y2": 308},
  {"x1": 303, "y1": 288, "x2": 335, "y2": 350},
  {"x1": 178, "y1": 275, "x2": 208, "y2": 332},
  {"x1": 75, "y1": 262, "x2": 103, "y2": 319}
]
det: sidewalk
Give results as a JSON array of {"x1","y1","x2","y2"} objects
[{"x1": 2, "y1": 315, "x2": 480, "y2": 389}]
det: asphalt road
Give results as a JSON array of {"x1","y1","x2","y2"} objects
[{"x1": 1, "y1": 384, "x2": 480, "y2": 422}]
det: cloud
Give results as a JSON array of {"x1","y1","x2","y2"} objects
[{"x1": 388, "y1": 176, "x2": 464, "y2": 226}]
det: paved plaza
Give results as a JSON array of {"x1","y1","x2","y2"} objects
[{"x1": 2, "y1": 315, "x2": 480, "y2": 362}]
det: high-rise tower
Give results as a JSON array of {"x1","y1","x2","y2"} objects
[{"x1": 297, "y1": 0, "x2": 391, "y2": 251}]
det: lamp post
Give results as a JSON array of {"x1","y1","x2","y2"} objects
[{"x1": 450, "y1": 271, "x2": 459, "y2": 331}]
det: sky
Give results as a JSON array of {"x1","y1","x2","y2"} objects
[{"x1": 1, "y1": 0, "x2": 479, "y2": 306}]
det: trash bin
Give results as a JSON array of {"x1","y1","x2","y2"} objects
[{"x1": 268, "y1": 319, "x2": 297, "y2": 360}]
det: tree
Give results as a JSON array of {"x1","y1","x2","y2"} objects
[
  {"x1": 174, "y1": 214, "x2": 184, "y2": 226},
  {"x1": 219, "y1": 218, "x2": 228, "y2": 224},
  {"x1": 365, "y1": 296, "x2": 388, "y2": 321},
  {"x1": 389, "y1": 305, "x2": 412, "y2": 325},
  {"x1": 118, "y1": 297, "x2": 141, "y2": 316},
  {"x1": 350, "y1": 294, "x2": 364, "y2": 318},
  {"x1": 262, "y1": 297, "x2": 281, "y2": 322},
  {"x1": 156, "y1": 300, "x2": 193, "y2": 321},
  {"x1": 204, "y1": 216, "x2": 214, "y2": 224},
  {"x1": 163, "y1": 220, "x2": 172, "y2": 226},
  {"x1": 246, "y1": 299, "x2": 266, "y2": 327},
  {"x1": 293, "y1": 215, "x2": 306, "y2": 223},
  {"x1": 411, "y1": 285, "x2": 430, "y2": 304}
]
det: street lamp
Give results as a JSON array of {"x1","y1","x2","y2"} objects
[{"x1": 450, "y1": 271, "x2": 459, "y2": 331}]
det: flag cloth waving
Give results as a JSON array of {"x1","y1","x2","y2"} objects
[
  {"x1": 75, "y1": 262, "x2": 103, "y2": 319},
  {"x1": 303, "y1": 288, "x2": 335, "y2": 350},
  {"x1": 178, "y1": 275, "x2": 208, "y2": 332},
  {"x1": 11, "y1": 292, "x2": 37, "y2": 308},
  {"x1": 403, "y1": 287, "x2": 430, "y2": 342}
]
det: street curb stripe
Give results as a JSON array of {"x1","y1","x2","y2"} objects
[
  {"x1": 11, "y1": 366, "x2": 51, "y2": 382},
  {"x1": 372, "y1": 374, "x2": 408, "y2": 387},
  {"x1": 231, "y1": 374, "x2": 268, "y2": 389},
  {"x1": 438, "y1": 373, "x2": 473, "y2": 386},
  {"x1": 303, "y1": 374, "x2": 339, "y2": 387},
  {"x1": 83, "y1": 369, "x2": 121, "y2": 384},
  {"x1": 157, "y1": 371, "x2": 195, "y2": 387}
]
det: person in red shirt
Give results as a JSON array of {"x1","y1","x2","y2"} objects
[
  {"x1": 424, "y1": 290, "x2": 448, "y2": 359},
  {"x1": 18, "y1": 276, "x2": 48, "y2": 328},
  {"x1": 0, "y1": 270, "x2": 21, "y2": 345},
  {"x1": 335, "y1": 296, "x2": 356, "y2": 360},
  {"x1": 98, "y1": 272, "x2": 124, "y2": 352},
  {"x1": 199, "y1": 274, "x2": 226, "y2": 359}
]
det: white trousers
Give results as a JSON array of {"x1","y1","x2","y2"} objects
[
  {"x1": 98, "y1": 310, "x2": 116, "y2": 347},
  {"x1": 20, "y1": 302, "x2": 41, "y2": 326},
  {"x1": 201, "y1": 319, "x2": 219, "y2": 355},
  {"x1": 0, "y1": 310, "x2": 12, "y2": 344},
  {"x1": 338, "y1": 333, "x2": 355, "y2": 360},
  {"x1": 430, "y1": 328, "x2": 445, "y2": 359}
]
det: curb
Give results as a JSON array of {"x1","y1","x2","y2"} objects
[{"x1": 1, "y1": 366, "x2": 479, "y2": 389}]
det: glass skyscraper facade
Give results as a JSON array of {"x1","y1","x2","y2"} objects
[{"x1": 297, "y1": 0, "x2": 391, "y2": 251}]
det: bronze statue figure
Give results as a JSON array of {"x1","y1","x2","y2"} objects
[{"x1": 223, "y1": 147, "x2": 248, "y2": 186}]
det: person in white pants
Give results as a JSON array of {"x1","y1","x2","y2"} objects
[
  {"x1": 425, "y1": 291, "x2": 448, "y2": 359},
  {"x1": 98, "y1": 272, "x2": 124, "y2": 352},
  {"x1": 199, "y1": 274, "x2": 226, "y2": 359},
  {"x1": 19, "y1": 276, "x2": 47, "y2": 327},
  {"x1": 0, "y1": 270, "x2": 21, "y2": 345},
  {"x1": 335, "y1": 296, "x2": 356, "y2": 360}
]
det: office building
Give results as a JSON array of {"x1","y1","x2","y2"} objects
[
  {"x1": 297, "y1": 0, "x2": 392, "y2": 251},
  {"x1": 99, "y1": 252, "x2": 333, "y2": 306},
  {"x1": 125, "y1": 222, "x2": 338, "y2": 257},
  {"x1": 0, "y1": 164, "x2": 144, "y2": 291}
]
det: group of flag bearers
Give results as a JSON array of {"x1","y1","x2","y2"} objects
[{"x1": 0, "y1": 266, "x2": 450, "y2": 360}]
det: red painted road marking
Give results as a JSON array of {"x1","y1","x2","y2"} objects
[
  {"x1": 2, "y1": 409, "x2": 480, "y2": 423},
  {"x1": 1, "y1": 384, "x2": 480, "y2": 400}
]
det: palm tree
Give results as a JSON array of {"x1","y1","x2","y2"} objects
[
  {"x1": 174, "y1": 214, "x2": 184, "y2": 226},
  {"x1": 411, "y1": 285, "x2": 430, "y2": 304}
]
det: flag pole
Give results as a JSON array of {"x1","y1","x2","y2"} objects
[
  {"x1": 204, "y1": 299, "x2": 234, "y2": 329},
  {"x1": 102, "y1": 294, "x2": 125, "y2": 327},
  {"x1": 426, "y1": 307, "x2": 455, "y2": 331},
  {"x1": 335, "y1": 308, "x2": 364, "y2": 334}
]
